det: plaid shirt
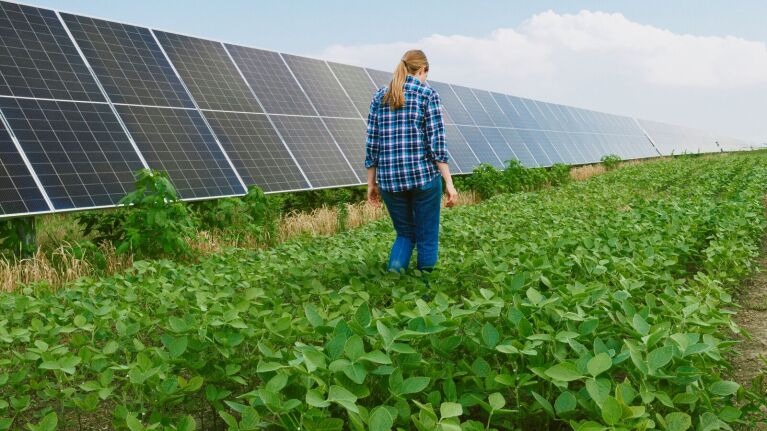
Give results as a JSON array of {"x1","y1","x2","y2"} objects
[{"x1": 365, "y1": 75, "x2": 449, "y2": 192}]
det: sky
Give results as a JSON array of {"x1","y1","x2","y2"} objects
[{"x1": 19, "y1": 0, "x2": 767, "y2": 142}]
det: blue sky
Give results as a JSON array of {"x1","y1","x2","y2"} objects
[
  {"x1": 17, "y1": 0, "x2": 767, "y2": 142},
  {"x1": 23, "y1": 0, "x2": 767, "y2": 53}
]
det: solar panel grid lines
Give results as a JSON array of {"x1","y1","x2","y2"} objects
[
  {"x1": 426, "y1": 81, "x2": 474, "y2": 126},
  {"x1": 0, "y1": 97, "x2": 144, "y2": 209},
  {"x1": 443, "y1": 124, "x2": 480, "y2": 172},
  {"x1": 219, "y1": 42, "x2": 314, "y2": 188},
  {"x1": 0, "y1": 108, "x2": 51, "y2": 214},
  {"x1": 451, "y1": 85, "x2": 494, "y2": 127},
  {"x1": 0, "y1": 1, "x2": 105, "y2": 102},
  {"x1": 59, "y1": 13, "x2": 194, "y2": 109},
  {"x1": 321, "y1": 117, "x2": 368, "y2": 180},
  {"x1": 225, "y1": 44, "x2": 316, "y2": 116},
  {"x1": 276, "y1": 52, "x2": 361, "y2": 184},
  {"x1": 365, "y1": 68, "x2": 390, "y2": 89},
  {"x1": 477, "y1": 126, "x2": 516, "y2": 167},
  {"x1": 115, "y1": 104, "x2": 245, "y2": 199},
  {"x1": 281, "y1": 54, "x2": 359, "y2": 119},
  {"x1": 455, "y1": 125, "x2": 503, "y2": 168},
  {"x1": 472, "y1": 88, "x2": 513, "y2": 128},
  {"x1": 153, "y1": 31, "x2": 263, "y2": 113},
  {"x1": 326, "y1": 61, "x2": 377, "y2": 120},
  {"x1": 268, "y1": 114, "x2": 361, "y2": 188},
  {"x1": 497, "y1": 128, "x2": 539, "y2": 168}
]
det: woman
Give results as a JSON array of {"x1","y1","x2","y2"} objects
[{"x1": 365, "y1": 49, "x2": 458, "y2": 273}]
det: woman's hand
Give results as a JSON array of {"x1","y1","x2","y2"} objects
[
  {"x1": 367, "y1": 183, "x2": 381, "y2": 208},
  {"x1": 445, "y1": 183, "x2": 458, "y2": 207}
]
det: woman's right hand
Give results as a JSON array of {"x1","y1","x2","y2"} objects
[
  {"x1": 367, "y1": 183, "x2": 381, "y2": 208},
  {"x1": 445, "y1": 184, "x2": 458, "y2": 207}
]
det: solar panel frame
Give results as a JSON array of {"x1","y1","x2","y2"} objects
[
  {"x1": 115, "y1": 104, "x2": 245, "y2": 199},
  {"x1": 444, "y1": 124, "x2": 479, "y2": 172},
  {"x1": 153, "y1": 31, "x2": 263, "y2": 113},
  {"x1": 327, "y1": 61, "x2": 376, "y2": 119},
  {"x1": 365, "y1": 68, "x2": 390, "y2": 89},
  {"x1": 0, "y1": 2, "x2": 105, "y2": 102},
  {"x1": 456, "y1": 125, "x2": 503, "y2": 168},
  {"x1": 202, "y1": 110, "x2": 309, "y2": 192},
  {"x1": 451, "y1": 85, "x2": 494, "y2": 127},
  {"x1": 60, "y1": 13, "x2": 195, "y2": 109},
  {"x1": 321, "y1": 117, "x2": 368, "y2": 180},
  {"x1": 497, "y1": 128, "x2": 540, "y2": 167},
  {"x1": 269, "y1": 115, "x2": 360, "y2": 189},
  {"x1": 225, "y1": 44, "x2": 316, "y2": 116},
  {"x1": 0, "y1": 110, "x2": 50, "y2": 216},
  {"x1": 478, "y1": 126, "x2": 516, "y2": 167},
  {"x1": 472, "y1": 89, "x2": 513, "y2": 128},
  {"x1": 0, "y1": 97, "x2": 145, "y2": 209},
  {"x1": 429, "y1": 81, "x2": 473, "y2": 126},
  {"x1": 282, "y1": 54, "x2": 359, "y2": 119}
]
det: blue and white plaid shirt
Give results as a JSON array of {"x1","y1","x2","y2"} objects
[{"x1": 365, "y1": 75, "x2": 449, "y2": 192}]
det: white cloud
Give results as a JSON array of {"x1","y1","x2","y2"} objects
[{"x1": 315, "y1": 10, "x2": 767, "y2": 142}]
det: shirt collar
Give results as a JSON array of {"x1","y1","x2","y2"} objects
[{"x1": 405, "y1": 75, "x2": 422, "y2": 86}]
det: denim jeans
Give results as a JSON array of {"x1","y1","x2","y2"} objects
[{"x1": 380, "y1": 175, "x2": 442, "y2": 272}]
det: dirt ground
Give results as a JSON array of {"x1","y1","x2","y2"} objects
[{"x1": 732, "y1": 234, "x2": 767, "y2": 429}]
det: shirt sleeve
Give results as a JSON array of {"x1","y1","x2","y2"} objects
[
  {"x1": 364, "y1": 88, "x2": 384, "y2": 169},
  {"x1": 424, "y1": 90, "x2": 449, "y2": 164}
]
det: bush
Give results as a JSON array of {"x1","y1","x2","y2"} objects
[
  {"x1": 462, "y1": 163, "x2": 503, "y2": 199},
  {"x1": 547, "y1": 163, "x2": 572, "y2": 186},
  {"x1": 0, "y1": 217, "x2": 37, "y2": 258},
  {"x1": 600, "y1": 154, "x2": 622, "y2": 171},
  {"x1": 78, "y1": 169, "x2": 195, "y2": 259}
]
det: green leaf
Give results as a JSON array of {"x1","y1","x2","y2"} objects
[
  {"x1": 488, "y1": 392, "x2": 505, "y2": 410},
  {"x1": 400, "y1": 376, "x2": 430, "y2": 395},
  {"x1": 632, "y1": 314, "x2": 650, "y2": 336},
  {"x1": 531, "y1": 391, "x2": 554, "y2": 417},
  {"x1": 709, "y1": 380, "x2": 740, "y2": 396},
  {"x1": 481, "y1": 323, "x2": 500, "y2": 348},
  {"x1": 343, "y1": 363, "x2": 367, "y2": 384},
  {"x1": 160, "y1": 335, "x2": 188, "y2": 358},
  {"x1": 554, "y1": 391, "x2": 577, "y2": 415},
  {"x1": 601, "y1": 396, "x2": 622, "y2": 426},
  {"x1": 177, "y1": 415, "x2": 196, "y2": 431},
  {"x1": 585, "y1": 378, "x2": 611, "y2": 407},
  {"x1": 328, "y1": 385, "x2": 358, "y2": 412},
  {"x1": 587, "y1": 353, "x2": 612, "y2": 377},
  {"x1": 544, "y1": 362, "x2": 584, "y2": 382},
  {"x1": 126, "y1": 414, "x2": 144, "y2": 431},
  {"x1": 304, "y1": 304, "x2": 324, "y2": 327},
  {"x1": 306, "y1": 389, "x2": 330, "y2": 408},
  {"x1": 30, "y1": 412, "x2": 58, "y2": 431},
  {"x1": 369, "y1": 407, "x2": 394, "y2": 431},
  {"x1": 359, "y1": 350, "x2": 391, "y2": 364},
  {"x1": 440, "y1": 402, "x2": 463, "y2": 419},
  {"x1": 664, "y1": 412, "x2": 692, "y2": 431},
  {"x1": 355, "y1": 303, "x2": 371, "y2": 328},
  {"x1": 240, "y1": 407, "x2": 260, "y2": 430},
  {"x1": 647, "y1": 345, "x2": 674, "y2": 371},
  {"x1": 344, "y1": 335, "x2": 365, "y2": 361}
]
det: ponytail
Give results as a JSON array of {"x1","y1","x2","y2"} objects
[{"x1": 383, "y1": 49, "x2": 429, "y2": 110}]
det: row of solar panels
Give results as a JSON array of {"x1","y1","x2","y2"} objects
[{"x1": 0, "y1": 0, "x2": 754, "y2": 219}]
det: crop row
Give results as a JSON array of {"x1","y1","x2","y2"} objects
[{"x1": 0, "y1": 152, "x2": 765, "y2": 430}]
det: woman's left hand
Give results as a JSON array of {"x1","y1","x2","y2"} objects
[{"x1": 367, "y1": 183, "x2": 381, "y2": 208}]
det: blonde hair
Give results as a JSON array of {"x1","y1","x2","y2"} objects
[{"x1": 383, "y1": 50, "x2": 429, "y2": 110}]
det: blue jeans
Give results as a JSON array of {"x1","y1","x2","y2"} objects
[{"x1": 380, "y1": 175, "x2": 442, "y2": 272}]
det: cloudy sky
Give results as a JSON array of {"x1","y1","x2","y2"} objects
[{"x1": 27, "y1": 0, "x2": 767, "y2": 142}]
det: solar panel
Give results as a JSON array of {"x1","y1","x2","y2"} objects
[
  {"x1": 202, "y1": 111, "x2": 308, "y2": 192},
  {"x1": 498, "y1": 128, "x2": 540, "y2": 167},
  {"x1": 444, "y1": 125, "x2": 479, "y2": 172},
  {"x1": 491, "y1": 92, "x2": 521, "y2": 128},
  {"x1": 225, "y1": 44, "x2": 315, "y2": 116},
  {"x1": 282, "y1": 54, "x2": 359, "y2": 119},
  {"x1": 543, "y1": 131, "x2": 577, "y2": 163},
  {"x1": 327, "y1": 61, "x2": 376, "y2": 119},
  {"x1": 451, "y1": 85, "x2": 494, "y2": 127},
  {"x1": 154, "y1": 31, "x2": 263, "y2": 113},
  {"x1": 322, "y1": 117, "x2": 368, "y2": 180},
  {"x1": 0, "y1": 117, "x2": 49, "y2": 215},
  {"x1": 516, "y1": 130, "x2": 556, "y2": 166},
  {"x1": 0, "y1": 98, "x2": 143, "y2": 209},
  {"x1": 0, "y1": 2, "x2": 104, "y2": 102},
  {"x1": 61, "y1": 14, "x2": 194, "y2": 108},
  {"x1": 269, "y1": 115, "x2": 359, "y2": 188},
  {"x1": 456, "y1": 125, "x2": 502, "y2": 168},
  {"x1": 472, "y1": 89, "x2": 513, "y2": 127},
  {"x1": 365, "y1": 68, "x2": 390, "y2": 89},
  {"x1": 478, "y1": 127, "x2": 516, "y2": 166},
  {"x1": 506, "y1": 96, "x2": 541, "y2": 130},
  {"x1": 115, "y1": 105, "x2": 244, "y2": 199},
  {"x1": 429, "y1": 81, "x2": 473, "y2": 126}
]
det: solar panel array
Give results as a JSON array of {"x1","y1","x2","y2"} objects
[{"x1": 0, "y1": 0, "x2": 755, "y2": 218}]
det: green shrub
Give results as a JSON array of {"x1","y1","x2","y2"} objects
[
  {"x1": 547, "y1": 163, "x2": 572, "y2": 186},
  {"x1": 0, "y1": 217, "x2": 37, "y2": 258},
  {"x1": 463, "y1": 163, "x2": 504, "y2": 199},
  {"x1": 600, "y1": 154, "x2": 622, "y2": 171}
]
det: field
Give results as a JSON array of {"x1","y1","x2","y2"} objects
[{"x1": 1, "y1": 152, "x2": 766, "y2": 430}]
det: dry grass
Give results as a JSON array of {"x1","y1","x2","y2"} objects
[
  {"x1": 570, "y1": 164, "x2": 606, "y2": 181},
  {"x1": 0, "y1": 169, "x2": 556, "y2": 292}
]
